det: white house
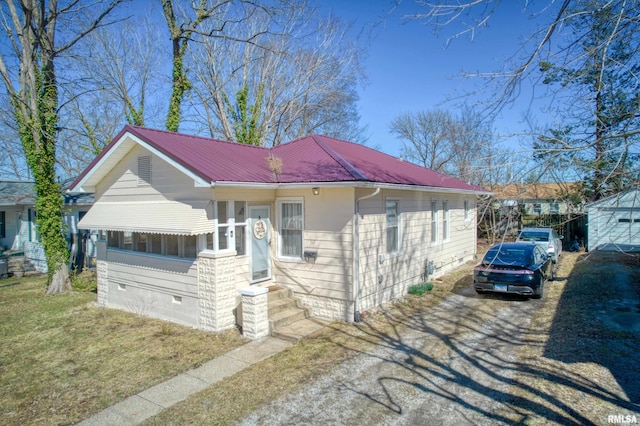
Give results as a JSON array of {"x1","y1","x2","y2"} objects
[
  {"x1": 71, "y1": 125, "x2": 490, "y2": 335},
  {"x1": 587, "y1": 188, "x2": 640, "y2": 251},
  {"x1": 0, "y1": 180, "x2": 95, "y2": 272}
]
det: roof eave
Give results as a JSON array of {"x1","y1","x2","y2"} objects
[{"x1": 213, "y1": 180, "x2": 490, "y2": 195}]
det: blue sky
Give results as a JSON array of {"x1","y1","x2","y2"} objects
[{"x1": 314, "y1": 0, "x2": 552, "y2": 157}]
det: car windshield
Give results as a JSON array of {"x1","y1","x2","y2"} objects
[
  {"x1": 518, "y1": 231, "x2": 549, "y2": 242},
  {"x1": 483, "y1": 247, "x2": 532, "y2": 266}
]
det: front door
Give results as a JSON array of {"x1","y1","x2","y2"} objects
[{"x1": 249, "y1": 205, "x2": 271, "y2": 283}]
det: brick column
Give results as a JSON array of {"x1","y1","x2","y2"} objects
[
  {"x1": 197, "y1": 250, "x2": 237, "y2": 331},
  {"x1": 95, "y1": 241, "x2": 108, "y2": 306},
  {"x1": 239, "y1": 287, "x2": 269, "y2": 339}
]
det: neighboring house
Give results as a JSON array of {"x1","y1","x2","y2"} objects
[
  {"x1": 71, "y1": 125, "x2": 489, "y2": 332},
  {"x1": 586, "y1": 188, "x2": 640, "y2": 252},
  {"x1": 0, "y1": 180, "x2": 95, "y2": 272},
  {"x1": 492, "y1": 182, "x2": 582, "y2": 216},
  {"x1": 487, "y1": 182, "x2": 585, "y2": 241}
]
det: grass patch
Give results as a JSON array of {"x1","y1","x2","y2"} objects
[
  {"x1": 0, "y1": 274, "x2": 248, "y2": 425},
  {"x1": 408, "y1": 282, "x2": 434, "y2": 295}
]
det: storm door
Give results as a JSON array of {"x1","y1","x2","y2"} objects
[{"x1": 249, "y1": 205, "x2": 271, "y2": 283}]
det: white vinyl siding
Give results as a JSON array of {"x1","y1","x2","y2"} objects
[{"x1": 358, "y1": 190, "x2": 477, "y2": 315}]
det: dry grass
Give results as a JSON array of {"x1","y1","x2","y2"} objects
[
  {"x1": 5, "y1": 245, "x2": 638, "y2": 425},
  {"x1": 0, "y1": 275, "x2": 248, "y2": 425},
  {"x1": 501, "y1": 250, "x2": 640, "y2": 424},
  {"x1": 144, "y1": 256, "x2": 485, "y2": 426}
]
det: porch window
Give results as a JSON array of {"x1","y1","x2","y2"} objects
[
  {"x1": 278, "y1": 199, "x2": 303, "y2": 259},
  {"x1": 105, "y1": 231, "x2": 197, "y2": 259},
  {"x1": 107, "y1": 230, "x2": 122, "y2": 248},
  {"x1": 150, "y1": 233, "x2": 162, "y2": 254},
  {"x1": 431, "y1": 200, "x2": 438, "y2": 244},
  {"x1": 464, "y1": 200, "x2": 471, "y2": 221},
  {"x1": 134, "y1": 233, "x2": 148, "y2": 252},
  {"x1": 443, "y1": 200, "x2": 450, "y2": 241},
  {"x1": 386, "y1": 199, "x2": 400, "y2": 254},
  {"x1": 214, "y1": 200, "x2": 247, "y2": 255},
  {"x1": 0, "y1": 211, "x2": 5, "y2": 238},
  {"x1": 164, "y1": 234, "x2": 179, "y2": 256}
]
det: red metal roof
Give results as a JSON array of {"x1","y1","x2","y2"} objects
[{"x1": 74, "y1": 125, "x2": 488, "y2": 193}]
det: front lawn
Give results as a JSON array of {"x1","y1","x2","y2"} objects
[{"x1": 0, "y1": 274, "x2": 248, "y2": 425}]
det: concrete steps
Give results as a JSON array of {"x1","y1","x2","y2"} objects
[{"x1": 267, "y1": 287, "x2": 319, "y2": 342}]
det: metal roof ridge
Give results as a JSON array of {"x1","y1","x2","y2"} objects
[
  {"x1": 127, "y1": 125, "x2": 270, "y2": 152},
  {"x1": 307, "y1": 135, "x2": 369, "y2": 181}
]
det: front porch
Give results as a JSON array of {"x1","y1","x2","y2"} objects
[{"x1": 95, "y1": 243, "x2": 334, "y2": 340}]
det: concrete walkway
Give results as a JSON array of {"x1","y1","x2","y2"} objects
[{"x1": 78, "y1": 337, "x2": 293, "y2": 425}]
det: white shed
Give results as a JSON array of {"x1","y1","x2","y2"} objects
[{"x1": 587, "y1": 188, "x2": 640, "y2": 251}]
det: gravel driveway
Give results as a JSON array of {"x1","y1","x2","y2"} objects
[
  {"x1": 242, "y1": 251, "x2": 640, "y2": 425},
  {"x1": 242, "y1": 289, "x2": 541, "y2": 425}
]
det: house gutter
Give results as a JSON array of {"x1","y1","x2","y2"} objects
[{"x1": 353, "y1": 187, "x2": 381, "y2": 322}]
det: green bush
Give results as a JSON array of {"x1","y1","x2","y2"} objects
[
  {"x1": 71, "y1": 270, "x2": 97, "y2": 292},
  {"x1": 408, "y1": 282, "x2": 434, "y2": 296}
]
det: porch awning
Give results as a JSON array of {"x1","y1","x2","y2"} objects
[{"x1": 77, "y1": 200, "x2": 214, "y2": 235}]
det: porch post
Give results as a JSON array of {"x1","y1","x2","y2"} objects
[
  {"x1": 197, "y1": 250, "x2": 237, "y2": 331},
  {"x1": 239, "y1": 286, "x2": 269, "y2": 340},
  {"x1": 95, "y1": 240, "x2": 108, "y2": 306}
]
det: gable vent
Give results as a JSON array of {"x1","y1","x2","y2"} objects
[{"x1": 138, "y1": 155, "x2": 151, "y2": 186}]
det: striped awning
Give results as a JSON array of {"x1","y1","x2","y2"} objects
[{"x1": 78, "y1": 200, "x2": 214, "y2": 235}]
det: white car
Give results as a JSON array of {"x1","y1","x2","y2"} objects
[{"x1": 515, "y1": 227, "x2": 563, "y2": 263}]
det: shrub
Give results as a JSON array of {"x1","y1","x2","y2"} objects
[{"x1": 408, "y1": 282, "x2": 434, "y2": 296}]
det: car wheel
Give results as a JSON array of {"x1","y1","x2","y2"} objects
[{"x1": 532, "y1": 276, "x2": 544, "y2": 299}]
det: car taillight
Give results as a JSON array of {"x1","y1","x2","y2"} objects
[{"x1": 548, "y1": 246, "x2": 554, "y2": 253}]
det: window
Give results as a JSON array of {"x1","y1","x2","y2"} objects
[
  {"x1": 386, "y1": 200, "x2": 400, "y2": 254},
  {"x1": 150, "y1": 233, "x2": 162, "y2": 254},
  {"x1": 105, "y1": 231, "x2": 197, "y2": 259},
  {"x1": 134, "y1": 233, "x2": 148, "y2": 252},
  {"x1": 214, "y1": 201, "x2": 247, "y2": 255},
  {"x1": 217, "y1": 201, "x2": 229, "y2": 250},
  {"x1": 443, "y1": 200, "x2": 450, "y2": 241},
  {"x1": 431, "y1": 200, "x2": 438, "y2": 243},
  {"x1": 122, "y1": 231, "x2": 133, "y2": 251},
  {"x1": 107, "y1": 231, "x2": 122, "y2": 248},
  {"x1": 278, "y1": 199, "x2": 303, "y2": 259},
  {"x1": 234, "y1": 201, "x2": 247, "y2": 256},
  {"x1": 550, "y1": 203, "x2": 560, "y2": 213},
  {"x1": 464, "y1": 200, "x2": 471, "y2": 221},
  {"x1": 137, "y1": 155, "x2": 151, "y2": 186},
  {"x1": 533, "y1": 203, "x2": 542, "y2": 214},
  {"x1": 0, "y1": 211, "x2": 5, "y2": 238},
  {"x1": 618, "y1": 218, "x2": 631, "y2": 223}
]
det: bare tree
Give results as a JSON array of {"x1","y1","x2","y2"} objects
[
  {"x1": 57, "y1": 14, "x2": 167, "y2": 177},
  {"x1": 188, "y1": 6, "x2": 367, "y2": 146},
  {"x1": 405, "y1": 0, "x2": 640, "y2": 198},
  {"x1": 390, "y1": 109, "x2": 456, "y2": 171},
  {"x1": 0, "y1": 0, "x2": 124, "y2": 294}
]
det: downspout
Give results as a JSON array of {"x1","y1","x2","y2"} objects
[{"x1": 353, "y1": 187, "x2": 381, "y2": 322}]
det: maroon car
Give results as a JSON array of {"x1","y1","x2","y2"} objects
[{"x1": 473, "y1": 242, "x2": 554, "y2": 299}]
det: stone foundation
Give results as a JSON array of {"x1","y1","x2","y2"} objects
[{"x1": 294, "y1": 292, "x2": 353, "y2": 322}]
